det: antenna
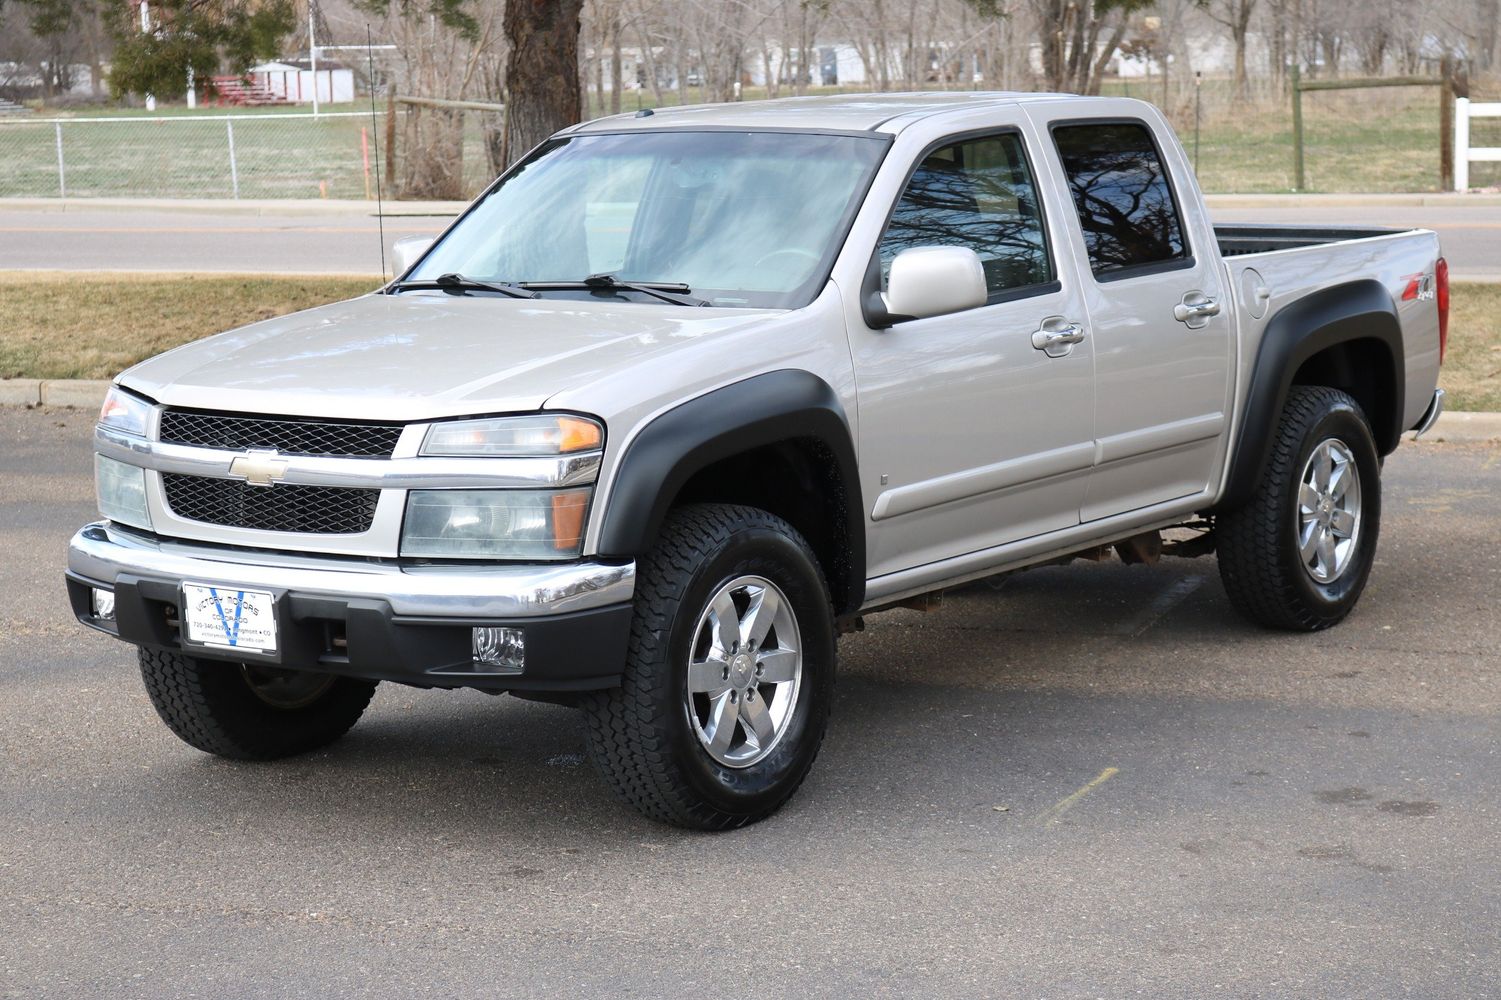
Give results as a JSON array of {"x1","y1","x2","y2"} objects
[{"x1": 366, "y1": 24, "x2": 387, "y2": 281}]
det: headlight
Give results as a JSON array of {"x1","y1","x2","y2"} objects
[
  {"x1": 96, "y1": 455, "x2": 152, "y2": 530},
  {"x1": 401, "y1": 488, "x2": 590, "y2": 559},
  {"x1": 98, "y1": 385, "x2": 154, "y2": 438},
  {"x1": 421, "y1": 414, "x2": 603, "y2": 457}
]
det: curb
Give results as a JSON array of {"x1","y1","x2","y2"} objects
[{"x1": 5, "y1": 377, "x2": 1498, "y2": 442}]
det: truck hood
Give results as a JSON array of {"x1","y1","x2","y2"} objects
[{"x1": 119, "y1": 292, "x2": 774, "y2": 421}]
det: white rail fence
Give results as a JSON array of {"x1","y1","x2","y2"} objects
[
  {"x1": 0, "y1": 108, "x2": 500, "y2": 200},
  {"x1": 1455, "y1": 97, "x2": 1501, "y2": 191}
]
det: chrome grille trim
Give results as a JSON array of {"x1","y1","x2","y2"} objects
[{"x1": 95, "y1": 427, "x2": 602, "y2": 490}]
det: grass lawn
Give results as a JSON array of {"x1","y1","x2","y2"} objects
[
  {"x1": 0, "y1": 272, "x2": 379, "y2": 381},
  {"x1": 1, "y1": 272, "x2": 1495, "y2": 412},
  {"x1": 1445, "y1": 282, "x2": 1501, "y2": 412}
]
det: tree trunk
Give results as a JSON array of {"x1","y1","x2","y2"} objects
[
  {"x1": 502, "y1": 0, "x2": 585, "y2": 168},
  {"x1": 609, "y1": 12, "x2": 622, "y2": 114}
]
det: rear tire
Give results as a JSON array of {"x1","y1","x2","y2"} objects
[
  {"x1": 1217, "y1": 386, "x2": 1382, "y2": 631},
  {"x1": 138, "y1": 647, "x2": 377, "y2": 760},
  {"x1": 582, "y1": 504, "x2": 836, "y2": 830}
]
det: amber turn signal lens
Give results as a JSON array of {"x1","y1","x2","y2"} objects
[
  {"x1": 551, "y1": 490, "x2": 589, "y2": 550},
  {"x1": 557, "y1": 416, "x2": 603, "y2": 453}
]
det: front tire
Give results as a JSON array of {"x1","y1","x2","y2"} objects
[
  {"x1": 138, "y1": 647, "x2": 378, "y2": 760},
  {"x1": 1217, "y1": 386, "x2": 1382, "y2": 631},
  {"x1": 582, "y1": 504, "x2": 836, "y2": 830}
]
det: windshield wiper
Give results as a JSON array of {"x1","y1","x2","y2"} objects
[
  {"x1": 521, "y1": 273, "x2": 710, "y2": 307},
  {"x1": 389, "y1": 273, "x2": 539, "y2": 299}
]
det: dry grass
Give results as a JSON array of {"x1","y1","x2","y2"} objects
[
  {"x1": 1443, "y1": 282, "x2": 1501, "y2": 412},
  {"x1": 0, "y1": 272, "x2": 1495, "y2": 411},
  {"x1": 0, "y1": 272, "x2": 380, "y2": 381}
]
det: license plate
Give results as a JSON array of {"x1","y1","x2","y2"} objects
[{"x1": 181, "y1": 584, "x2": 277, "y2": 654}]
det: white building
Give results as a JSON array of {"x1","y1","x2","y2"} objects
[{"x1": 249, "y1": 61, "x2": 355, "y2": 104}]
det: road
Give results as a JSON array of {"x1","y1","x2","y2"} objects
[
  {"x1": 2, "y1": 408, "x2": 1497, "y2": 998},
  {"x1": 1, "y1": 201, "x2": 1500, "y2": 279}
]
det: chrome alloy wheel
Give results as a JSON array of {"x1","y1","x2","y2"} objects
[
  {"x1": 684, "y1": 575, "x2": 802, "y2": 768},
  {"x1": 240, "y1": 663, "x2": 337, "y2": 710},
  {"x1": 1296, "y1": 438, "x2": 1363, "y2": 584}
]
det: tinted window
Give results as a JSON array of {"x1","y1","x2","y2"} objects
[
  {"x1": 1052, "y1": 122, "x2": 1187, "y2": 277},
  {"x1": 879, "y1": 133, "x2": 1053, "y2": 297}
]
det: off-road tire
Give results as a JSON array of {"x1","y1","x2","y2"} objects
[
  {"x1": 138, "y1": 647, "x2": 378, "y2": 760},
  {"x1": 582, "y1": 504, "x2": 836, "y2": 830},
  {"x1": 1218, "y1": 386, "x2": 1382, "y2": 631}
]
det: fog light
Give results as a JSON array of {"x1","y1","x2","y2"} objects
[
  {"x1": 472, "y1": 627, "x2": 524, "y2": 674},
  {"x1": 91, "y1": 588, "x2": 116, "y2": 621}
]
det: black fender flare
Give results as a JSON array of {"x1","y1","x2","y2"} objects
[
  {"x1": 595, "y1": 370, "x2": 866, "y2": 613},
  {"x1": 1219, "y1": 279, "x2": 1403, "y2": 511}
]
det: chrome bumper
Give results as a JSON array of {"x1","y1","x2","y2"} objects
[
  {"x1": 67, "y1": 521, "x2": 635, "y2": 618},
  {"x1": 1413, "y1": 387, "x2": 1446, "y2": 439}
]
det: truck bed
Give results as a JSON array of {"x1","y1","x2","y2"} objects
[{"x1": 1214, "y1": 223, "x2": 1415, "y2": 258}]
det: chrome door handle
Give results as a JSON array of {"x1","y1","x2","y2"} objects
[
  {"x1": 1031, "y1": 319, "x2": 1086, "y2": 358},
  {"x1": 1174, "y1": 292, "x2": 1221, "y2": 327}
]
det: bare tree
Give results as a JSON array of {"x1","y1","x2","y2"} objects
[
  {"x1": 1201, "y1": 0, "x2": 1257, "y2": 100},
  {"x1": 1027, "y1": 0, "x2": 1148, "y2": 94}
]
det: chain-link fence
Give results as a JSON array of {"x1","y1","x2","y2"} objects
[{"x1": 0, "y1": 108, "x2": 503, "y2": 200}]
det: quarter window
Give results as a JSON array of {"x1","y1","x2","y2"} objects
[
  {"x1": 879, "y1": 133, "x2": 1053, "y2": 299},
  {"x1": 1052, "y1": 122, "x2": 1188, "y2": 277}
]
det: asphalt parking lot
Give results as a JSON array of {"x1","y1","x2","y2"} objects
[{"x1": 1, "y1": 408, "x2": 1497, "y2": 998}]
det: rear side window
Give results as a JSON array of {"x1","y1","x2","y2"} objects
[
  {"x1": 1052, "y1": 122, "x2": 1187, "y2": 278},
  {"x1": 879, "y1": 132, "x2": 1053, "y2": 299}
]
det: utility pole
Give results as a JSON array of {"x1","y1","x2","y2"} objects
[
  {"x1": 309, "y1": 1, "x2": 320, "y2": 117},
  {"x1": 140, "y1": 1, "x2": 155, "y2": 111}
]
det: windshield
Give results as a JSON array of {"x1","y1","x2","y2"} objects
[{"x1": 406, "y1": 129, "x2": 889, "y2": 309}]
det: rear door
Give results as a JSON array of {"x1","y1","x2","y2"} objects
[
  {"x1": 847, "y1": 118, "x2": 1097, "y2": 579},
  {"x1": 1026, "y1": 105, "x2": 1234, "y2": 521}
]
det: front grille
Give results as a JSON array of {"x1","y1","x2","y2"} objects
[
  {"x1": 159, "y1": 410, "x2": 404, "y2": 458},
  {"x1": 162, "y1": 474, "x2": 379, "y2": 534}
]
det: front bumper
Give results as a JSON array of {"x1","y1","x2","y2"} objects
[{"x1": 66, "y1": 521, "x2": 636, "y2": 691}]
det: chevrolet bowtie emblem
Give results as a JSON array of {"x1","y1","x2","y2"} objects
[{"x1": 228, "y1": 450, "x2": 290, "y2": 487}]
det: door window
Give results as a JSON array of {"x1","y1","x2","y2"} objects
[
  {"x1": 1052, "y1": 122, "x2": 1188, "y2": 279},
  {"x1": 878, "y1": 133, "x2": 1053, "y2": 300}
]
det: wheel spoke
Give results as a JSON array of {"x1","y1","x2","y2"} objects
[
  {"x1": 1312, "y1": 443, "x2": 1332, "y2": 492},
  {"x1": 756, "y1": 648, "x2": 799, "y2": 684},
  {"x1": 1299, "y1": 483, "x2": 1321, "y2": 511},
  {"x1": 709, "y1": 590, "x2": 741, "y2": 655},
  {"x1": 1299, "y1": 521, "x2": 1322, "y2": 561},
  {"x1": 1317, "y1": 529, "x2": 1338, "y2": 576},
  {"x1": 741, "y1": 586, "x2": 781, "y2": 649},
  {"x1": 740, "y1": 693, "x2": 776, "y2": 747},
  {"x1": 1328, "y1": 459, "x2": 1352, "y2": 500},
  {"x1": 687, "y1": 655, "x2": 729, "y2": 694},
  {"x1": 705, "y1": 691, "x2": 739, "y2": 755},
  {"x1": 1330, "y1": 509, "x2": 1357, "y2": 537}
]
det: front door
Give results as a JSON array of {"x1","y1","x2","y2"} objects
[
  {"x1": 849, "y1": 126, "x2": 1097, "y2": 580},
  {"x1": 1031, "y1": 111, "x2": 1234, "y2": 521}
]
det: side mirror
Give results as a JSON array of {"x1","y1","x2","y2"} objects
[
  {"x1": 883, "y1": 246, "x2": 987, "y2": 322},
  {"x1": 390, "y1": 235, "x2": 435, "y2": 278}
]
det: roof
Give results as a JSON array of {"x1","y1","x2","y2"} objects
[{"x1": 568, "y1": 91, "x2": 1075, "y2": 135}]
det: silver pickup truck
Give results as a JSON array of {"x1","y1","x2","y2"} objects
[{"x1": 67, "y1": 93, "x2": 1447, "y2": 829}]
